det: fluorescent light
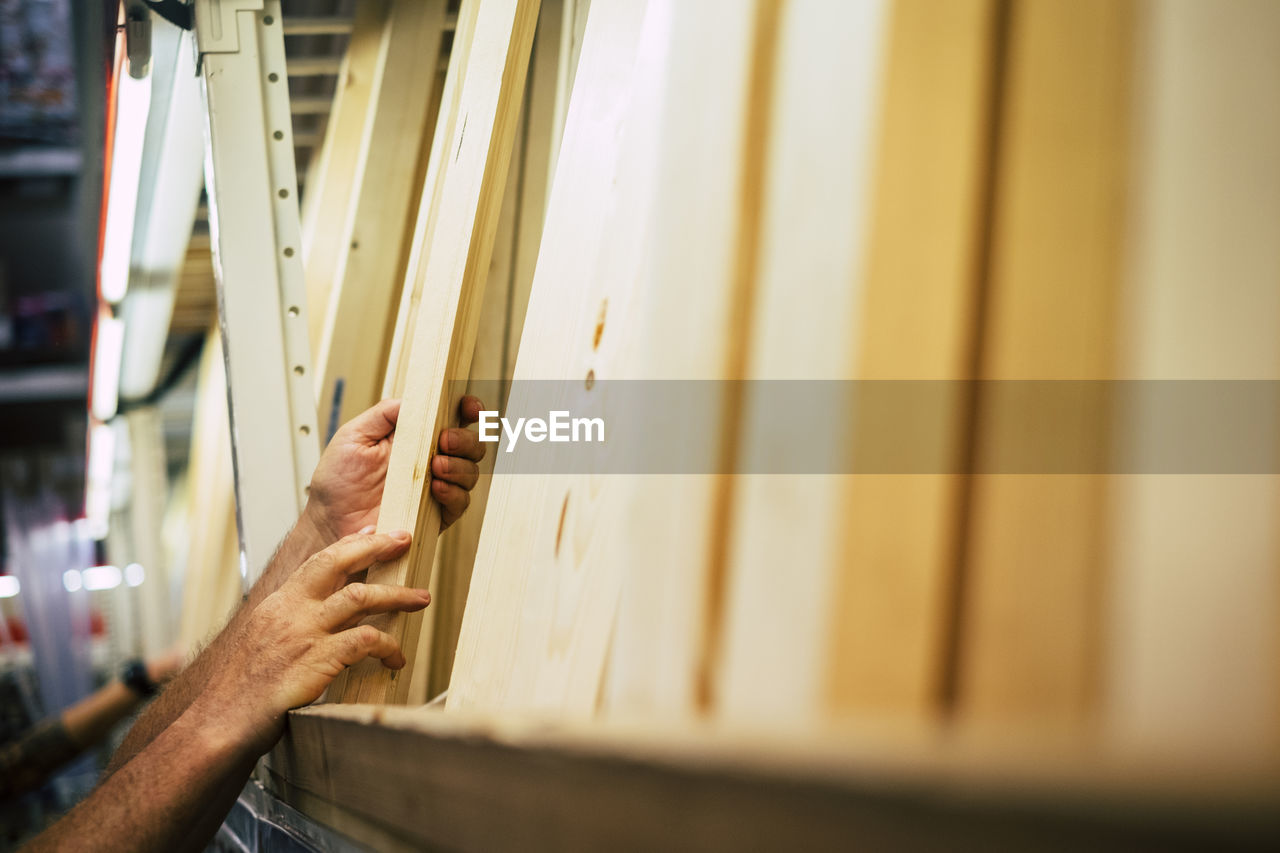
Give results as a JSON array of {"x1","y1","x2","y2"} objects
[
  {"x1": 119, "y1": 23, "x2": 205, "y2": 400},
  {"x1": 83, "y1": 565, "x2": 123, "y2": 591},
  {"x1": 91, "y1": 313, "x2": 126, "y2": 421},
  {"x1": 0, "y1": 576, "x2": 18, "y2": 598},
  {"x1": 84, "y1": 421, "x2": 116, "y2": 541},
  {"x1": 100, "y1": 71, "x2": 152, "y2": 304},
  {"x1": 125, "y1": 563, "x2": 145, "y2": 587},
  {"x1": 63, "y1": 570, "x2": 83, "y2": 593}
]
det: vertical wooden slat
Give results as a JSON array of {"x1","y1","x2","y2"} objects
[
  {"x1": 956, "y1": 0, "x2": 1136, "y2": 726},
  {"x1": 448, "y1": 0, "x2": 665, "y2": 715},
  {"x1": 334, "y1": 0, "x2": 541, "y2": 705},
  {"x1": 827, "y1": 0, "x2": 1002, "y2": 721},
  {"x1": 1107, "y1": 0, "x2": 1280, "y2": 756},
  {"x1": 313, "y1": 0, "x2": 447, "y2": 434},
  {"x1": 417, "y1": 0, "x2": 566, "y2": 702},
  {"x1": 603, "y1": 0, "x2": 780, "y2": 717},
  {"x1": 178, "y1": 329, "x2": 240, "y2": 649},
  {"x1": 381, "y1": 0, "x2": 482, "y2": 401},
  {"x1": 300, "y1": 0, "x2": 390, "y2": 353},
  {"x1": 714, "y1": 0, "x2": 890, "y2": 725}
]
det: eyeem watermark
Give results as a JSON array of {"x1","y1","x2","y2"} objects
[{"x1": 478, "y1": 410, "x2": 605, "y2": 453}]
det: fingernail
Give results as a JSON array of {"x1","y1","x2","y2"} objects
[
  {"x1": 416, "y1": 589, "x2": 432, "y2": 603},
  {"x1": 359, "y1": 525, "x2": 376, "y2": 535},
  {"x1": 389, "y1": 529, "x2": 411, "y2": 541}
]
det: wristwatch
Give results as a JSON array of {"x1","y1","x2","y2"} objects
[{"x1": 121, "y1": 658, "x2": 158, "y2": 697}]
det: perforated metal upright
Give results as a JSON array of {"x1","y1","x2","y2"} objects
[{"x1": 192, "y1": 0, "x2": 319, "y2": 581}]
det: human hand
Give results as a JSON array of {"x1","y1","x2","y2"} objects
[
  {"x1": 431, "y1": 395, "x2": 488, "y2": 530},
  {"x1": 303, "y1": 396, "x2": 488, "y2": 545},
  {"x1": 191, "y1": 531, "x2": 428, "y2": 753}
]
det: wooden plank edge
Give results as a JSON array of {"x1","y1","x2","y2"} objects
[{"x1": 268, "y1": 706, "x2": 1280, "y2": 852}]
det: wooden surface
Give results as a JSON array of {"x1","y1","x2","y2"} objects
[
  {"x1": 826, "y1": 0, "x2": 1001, "y2": 720},
  {"x1": 312, "y1": 0, "x2": 447, "y2": 435},
  {"x1": 1105, "y1": 0, "x2": 1280, "y2": 756},
  {"x1": 333, "y1": 0, "x2": 541, "y2": 704},
  {"x1": 300, "y1": 0, "x2": 390, "y2": 354},
  {"x1": 714, "y1": 0, "x2": 889, "y2": 725},
  {"x1": 178, "y1": 329, "x2": 241, "y2": 649},
  {"x1": 603, "y1": 0, "x2": 778, "y2": 717},
  {"x1": 269, "y1": 704, "x2": 1280, "y2": 853},
  {"x1": 956, "y1": 0, "x2": 1135, "y2": 725},
  {"x1": 411, "y1": 0, "x2": 566, "y2": 703},
  {"x1": 447, "y1": 0, "x2": 666, "y2": 715},
  {"x1": 381, "y1": 0, "x2": 482, "y2": 401}
]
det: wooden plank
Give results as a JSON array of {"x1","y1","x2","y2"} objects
[
  {"x1": 714, "y1": 0, "x2": 890, "y2": 725},
  {"x1": 1106, "y1": 0, "x2": 1280, "y2": 756},
  {"x1": 269, "y1": 704, "x2": 1280, "y2": 853},
  {"x1": 956, "y1": 0, "x2": 1135, "y2": 725},
  {"x1": 447, "y1": 0, "x2": 667, "y2": 715},
  {"x1": 313, "y1": 0, "x2": 446, "y2": 435},
  {"x1": 411, "y1": 59, "x2": 527, "y2": 704},
  {"x1": 333, "y1": 0, "x2": 541, "y2": 704},
  {"x1": 126, "y1": 406, "x2": 175, "y2": 656},
  {"x1": 504, "y1": 0, "x2": 563, "y2": 391},
  {"x1": 826, "y1": 0, "x2": 1001, "y2": 720},
  {"x1": 177, "y1": 329, "x2": 241, "y2": 649},
  {"x1": 381, "y1": 0, "x2": 482, "y2": 400},
  {"x1": 602, "y1": 0, "x2": 779, "y2": 717},
  {"x1": 546, "y1": 0, "x2": 590, "y2": 173},
  {"x1": 362, "y1": 0, "x2": 482, "y2": 700},
  {"x1": 414, "y1": 0, "x2": 565, "y2": 703},
  {"x1": 300, "y1": 0, "x2": 389, "y2": 354}
]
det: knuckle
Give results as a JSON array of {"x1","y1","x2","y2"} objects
[
  {"x1": 355, "y1": 624, "x2": 381, "y2": 648},
  {"x1": 343, "y1": 582, "x2": 369, "y2": 608},
  {"x1": 309, "y1": 551, "x2": 337, "y2": 574}
]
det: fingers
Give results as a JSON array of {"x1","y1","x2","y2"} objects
[
  {"x1": 457, "y1": 395, "x2": 485, "y2": 426},
  {"x1": 334, "y1": 398, "x2": 401, "y2": 446},
  {"x1": 439, "y1": 426, "x2": 486, "y2": 463},
  {"x1": 431, "y1": 453, "x2": 480, "y2": 490},
  {"x1": 327, "y1": 625, "x2": 406, "y2": 671},
  {"x1": 296, "y1": 530, "x2": 411, "y2": 596},
  {"x1": 320, "y1": 582, "x2": 431, "y2": 630},
  {"x1": 432, "y1": 479, "x2": 470, "y2": 529}
]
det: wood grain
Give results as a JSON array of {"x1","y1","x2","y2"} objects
[
  {"x1": 1105, "y1": 0, "x2": 1280, "y2": 757},
  {"x1": 603, "y1": 0, "x2": 779, "y2": 717},
  {"x1": 447, "y1": 0, "x2": 666, "y2": 716},
  {"x1": 955, "y1": 0, "x2": 1135, "y2": 726},
  {"x1": 715, "y1": 0, "x2": 890, "y2": 725},
  {"x1": 826, "y1": 0, "x2": 1001, "y2": 720},
  {"x1": 300, "y1": 0, "x2": 390, "y2": 354},
  {"x1": 333, "y1": 0, "x2": 541, "y2": 705},
  {"x1": 313, "y1": 0, "x2": 447, "y2": 434}
]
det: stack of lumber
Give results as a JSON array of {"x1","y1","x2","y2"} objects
[{"x1": 174, "y1": 0, "x2": 1280, "y2": 846}]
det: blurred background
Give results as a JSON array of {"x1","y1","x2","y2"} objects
[{"x1": 0, "y1": 0, "x2": 356, "y2": 842}]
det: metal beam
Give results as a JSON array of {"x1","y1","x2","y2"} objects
[{"x1": 193, "y1": 0, "x2": 319, "y2": 580}]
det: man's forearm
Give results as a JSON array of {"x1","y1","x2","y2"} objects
[
  {"x1": 24, "y1": 705, "x2": 258, "y2": 853},
  {"x1": 106, "y1": 513, "x2": 329, "y2": 775}
]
